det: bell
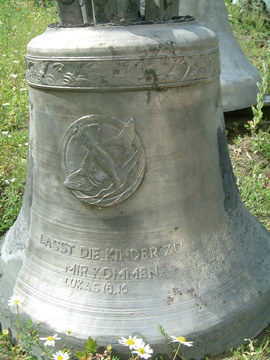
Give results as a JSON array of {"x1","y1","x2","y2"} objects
[
  {"x1": 177, "y1": 0, "x2": 261, "y2": 111},
  {"x1": 1, "y1": 2, "x2": 270, "y2": 359}
]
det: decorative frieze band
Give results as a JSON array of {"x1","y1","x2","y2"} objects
[{"x1": 26, "y1": 48, "x2": 220, "y2": 90}]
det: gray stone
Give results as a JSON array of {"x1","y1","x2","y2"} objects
[{"x1": 177, "y1": 0, "x2": 261, "y2": 112}]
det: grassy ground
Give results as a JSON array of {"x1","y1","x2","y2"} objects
[
  {"x1": 0, "y1": 0, "x2": 269, "y2": 359},
  {"x1": 225, "y1": 0, "x2": 270, "y2": 91},
  {"x1": 0, "y1": 0, "x2": 58, "y2": 235},
  {"x1": 224, "y1": 0, "x2": 270, "y2": 231}
]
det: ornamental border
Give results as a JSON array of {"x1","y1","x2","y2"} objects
[{"x1": 26, "y1": 48, "x2": 220, "y2": 90}]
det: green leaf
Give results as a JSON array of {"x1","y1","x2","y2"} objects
[
  {"x1": 85, "y1": 336, "x2": 98, "y2": 354},
  {"x1": 75, "y1": 350, "x2": 86, "y2": 359}
]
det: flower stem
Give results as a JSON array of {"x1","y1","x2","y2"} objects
[
  {"x1": 15, "y1": 304, "x2": 20, "y2": 348},
  {"x1": 63, "y1": 332, "x2": 70, "y2": 349},
  {"x1": 172, "y1": 342, "x2": 181, "y2": 360}
]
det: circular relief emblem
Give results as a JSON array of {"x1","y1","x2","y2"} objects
[{"x1": 61, "y1": 115, "x2": 146, "y2": 207}]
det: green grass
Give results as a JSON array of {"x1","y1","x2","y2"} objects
[
  {"x1": 0, "y1": 130, "x2": 27, "y2": 233},
  {"x1": 0, "y1": 0, "x2": 58, "y2": 236},
  {"x1": 229, "y1": 130, "x2": 270, "y2": 230},
  {"x1": 225, "y1": 0, "x2": 270, "y2": 92}
]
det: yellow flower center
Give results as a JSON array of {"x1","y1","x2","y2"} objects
[
  {"x1": 177, "y1": 336, "x2": 186, "y2": 342},
  {"x1": 47, "y1": 336, "x2": 54, "y2": 341},
  {"x1": 138, "y1": 348, "x2": 146, "y2": 354},
  {"x1": 126, "y1": 339, "x2": 135, "y2": 345},
  {"x1": 3, "y1": 330, "x2": 9, "y2": 335},
  {"x1": 14, "y1": 300, "x2": 20, "y2": 304},
  {"x1": 57, "y1": 356, "x2": 63, "y2": 360}
]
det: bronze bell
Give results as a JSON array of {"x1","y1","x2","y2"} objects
[
  {"x1": 0, "y1": 1, "x2": 270, "y2": 359},
  {"x1": 177, "y1": 0, "x2": 261, "y2": 111}
]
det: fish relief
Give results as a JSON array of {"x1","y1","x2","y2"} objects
[{"x1": 61, "y1": 115, "x2": 146, "y2": 206}]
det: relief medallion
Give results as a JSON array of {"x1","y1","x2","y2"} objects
[{"x1": 61, "y1": 115, "x2": 145, "y2": 206}]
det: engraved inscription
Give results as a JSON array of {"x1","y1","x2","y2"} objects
[
  {"x1": 40, "y1": 232, "x2": 182, "y2": 293},
  {"x1": 164, "y1": 243, "x2": 182, "y2": 256},
  {"x1": 65, "y1": 264, "x2": 89, "y2": 277},
  {"x1": 79, "y1": 245, "x2": 182, "y2": 260},
  {"x1": 65, "y1": 263, "x2": 160, "y2": 280},
  {"x1": 93, "y1": 265, "x2": 160, "y2": 280},
  {"x1": 40, "y1": 234, "x2": 75, "y2": 255},
  {"x1": 64, "y1": 279, "x2": 129, "y2": 294},
  {"x1": 39, "y1": 233, "x2": 183, "y2": 260},
  {"x1": 61, "y1": 115, "x2": 146, "y2": 207}
]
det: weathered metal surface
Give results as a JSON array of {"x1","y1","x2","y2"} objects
[
  {"x1": 25, "y1": 35, "x2": 218, "y2": 89},
  {"x1": 178, "y1": 0, "x2": 261, "y2": 112},
  {"x1": 0, "y1": 17, "x2": 270, "y2": 360}
]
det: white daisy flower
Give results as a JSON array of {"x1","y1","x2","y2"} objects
[
  {"x1": 52, "y1": 350, "x2": 69, "y2": 360},
  {"x1": 169, "y1": 335, "x2": 193, "y2": 347},
  {"x1": 133, "y1": 339, "x2": 153, "y2": 359},
  {"x1": 39, "y1": 334, "x2": 61, "y2": 347},
  {"x1": 8, "y1": 296, "x2": 24, "y2": 308},
  {"x1": 2, "y1": 329, "x2": 9, "y2": 336},
  {"x1": 118, "y1": 336, "x2": 138, "y2": 349}
]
